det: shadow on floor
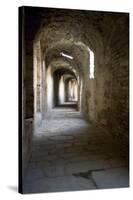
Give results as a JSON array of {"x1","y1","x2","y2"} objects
[{"x1": 54, "y1": 102, "x2": 78, "y2": 109}]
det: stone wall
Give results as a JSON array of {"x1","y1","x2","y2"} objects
[
  {"x1": 25, "y1": 41, "x2": 34, "y2": 118},
  {"x1": 108, "y1": 16, "x2": 129, "y2": 145},
  {"x1": 22, "y1": 119, "x2": 33, "y2": 178},
  {"x1": 85, "y1": 14, "x2": 129, "y2": 150},
  {"x1": 22, "y1": 39, "x2": 34, "y2": 177},
  {"x1": 21, "y1": 7, "x2": 35, "y2": 176}
]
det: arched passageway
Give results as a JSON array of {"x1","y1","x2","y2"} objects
[
  {"x1": 53, "y1": 68, "x2": 78, "y2": 107},
  {"x1": 21, "y1": 7, "x2": 129, "y2": 194}
]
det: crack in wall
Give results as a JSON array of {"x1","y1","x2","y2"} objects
[{"x1": 73, "y1": 169, "x2": 105, "y2": 189}]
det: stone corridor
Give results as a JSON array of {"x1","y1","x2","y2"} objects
[
  {"x1": 20, "y1": 7, "x2": 129, "y2": 194},
  {"x1": 23, "y1": 105, "x2": 128, "y2": 193}
]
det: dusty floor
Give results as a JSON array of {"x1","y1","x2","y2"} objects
[{"x1": 23, "y1": 105, "x2": 129, "y2": 193}]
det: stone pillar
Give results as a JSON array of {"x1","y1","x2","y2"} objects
[{"x1": 59, "y1": 76, "x2": 65, "y2": 104}]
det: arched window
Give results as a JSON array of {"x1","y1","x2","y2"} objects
[{"x1": 88, "y1": 48, "x2": 95, "y2": 79}]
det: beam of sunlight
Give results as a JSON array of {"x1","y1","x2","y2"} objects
[
  {"x1": 60, "y1": 52, "x2": 73, "y2": 60},
  {"x1": 87, "y1": 48, "x2": 95, "y2": 79}
]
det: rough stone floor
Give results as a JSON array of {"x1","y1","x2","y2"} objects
[{"x1": 23, "y1": 106, "x2": 129, "y2": 194}]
